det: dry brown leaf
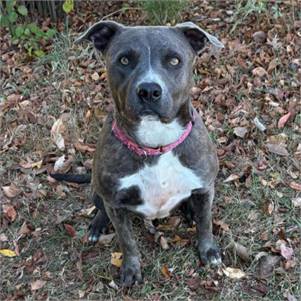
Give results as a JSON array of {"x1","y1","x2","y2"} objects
[
  {"x1": 278, "y1": 112, "x2": 291, "y2": 128},
  {"x1": 51, "y1": 118, "x2": 65, "y2": 150},
  {"x1": 266, "y1": 143, "x2": 289, "y2": 156},
  {"x1": 111, "y1": 252, "x2": 123, "y2": 268},
  {"x1": 161, "y1": 265, "x2": 172, "y2": 279},
  {"x1": 222, "y1": 267, "x2": 246, "y2": 279},
  {"x1": 231, "y1": 242, "x2": 250, "y2": 261},
  {"x1": 252, "y1": 66, "x2": 267, "y2": 77},
  {"x1": 91, "y1": 72, "x2": 100, "y2": 81},
  {"x1": 233, "y1": 127, "x2": 248, "y2": 138},
  {"x1": 53, "y1": 155, "x2": 66, "y2": 171},
  {"x1": 3, "y1": 204, "x2": 17, "y2": 222},
  {"x1": 214, "y1": 219, "x2": 230, "y2": 231},
  {"x1": 280, "y1": 244, "x2": 294, "y2": 260},
  {"x1": 267, "y1": 58, "x2": 279, "y2": 72},
  {"x1": 289, "y1": 181, "x2": 301, "y2": 191},
  {"x1": 223, "y1": 174, "x2": 239, "y2": 183},
  {"x1": 2, "y1": 183, "x2": 21, "y2": 198},
  {"x1": 160, "y1": 236, "x2": 169, "y2": 250},
  {"x1": 252, "y1": 31, "x2": 266, "y2": 43},
  {"x1": 257, "y1": 255, "x2": 281, "y2": 279},
  {"x1": 77, "y1": 206, "x2": 96, "y2": 217},
  {"x1": 31, "y1": 280, "x2": 46, "y2": 291},
  {"x1": 74, "y1": 142, "x2": 96, "y2": 153},
  {"x1": 0, "y1": 233, "x2": 8, "y2": 242},
  {"x1": 19, "y1": 222, "x2": 32, "y2": 236},
  {"x1": 98, "y1": 233, "x2": 115, "y2": 245},
  {"x1": 253, "y1": 117, "x2": 266, "y2": 132},
  {"x1": 171, "y1": 234, "x2": 189, "y2": 247},
  {"x1": 64, "y1": 224, "x2": 76, "y2": 238}
]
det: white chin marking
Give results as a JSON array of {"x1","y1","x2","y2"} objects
[{"x1": 136, "y1": 116, "x2": 185, "y2": 148}]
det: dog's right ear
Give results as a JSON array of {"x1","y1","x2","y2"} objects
[{"x1": 75, "y1": 21, "x2": 124, "y2": 54}]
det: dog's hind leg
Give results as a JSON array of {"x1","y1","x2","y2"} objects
[{"x1": 88, "y1": 193, "x2": 111, "y2": 242}]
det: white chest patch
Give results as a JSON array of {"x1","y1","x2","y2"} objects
[
  {"x1": 136, "y1": 116, "x2": 185, "y2": 148},
  {"x1": 118, "y1": 152, "x2": 203, "y2": 220}
]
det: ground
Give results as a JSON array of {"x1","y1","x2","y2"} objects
[{"x1": 0, "y1": 1, "x2": 300, "y2": 300}]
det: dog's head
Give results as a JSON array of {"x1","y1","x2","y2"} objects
[{"x1": 76, "y1": 21, "x2": 223, "y2": 146}]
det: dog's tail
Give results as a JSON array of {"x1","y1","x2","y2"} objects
[{"x1": 50, "y1": 173, "x2": 91, "y2": 184}]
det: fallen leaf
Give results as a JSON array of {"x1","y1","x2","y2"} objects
[
  {"x1": 278, "y1": 112, "x2": 291, "y2": 128},
  {"x1": 111, "y1": 252, "x2": 123, "y2": 268},
  {"x1": 31, "y1": 280, "x2": 46, "y2": 291},
  {"x1": 74, "y1": 142, "x2": 96, "y2": 153},
  {"x1": 0, "y1": 233, "x2": 8, "y2": 242},
  {"x1": 267, "y1": 202, "x2": 274, "y2": 215},
  {"x1": 222, "y1": 267, "x2": 246, "y2": 279},
  {"x1": 3, "y1": 204, "x2": 17, "y2": 222},
  {"x1": 266, "y1": 143, "x2": 289, "y2": 156},
  {"x1": 253, "y1": 117, "x2": 266, "y2": 132},
  {"x1": 171, "y1": 234, "x2": 189, "y2": 247},
  {"x1": 64, "y1": 224, "x2": 76, "y2": 238},
  {"x1": 51, "y1": 118, "x2": 65, "y2": 150},
  {"x1": 284, "y1": 259, "x2": 296, "y2": 270},
  {"x1": 214, "y1": 219, "x2": 230, "y2": 231},
  {"x1": 252, "y1": 67, "x2": 267, "y2": 77},
  {"x1": 19, "y1": 221, "x2": 32, "y2": 236},
  {"x1": 2, "y1": 183, "x2": 21, "y2": 198},
  {"x1": 231, "y1": 241, "x2": 250, "y2": 261},
  {"x1": 292, "y1": 197, "x2": 301, "y2": 207},
  {"x1": 160, "y1": 236, "x2": 169, "y2": 250},
  {"x1": 98, "y1": 233, "x2": 115, "y2": 245},
  {"x1": 77, "y1": 206, "x2": 96, "y2": 217},
  {"x1": 91, "y1": 72, "x2": 100, "y2": 81},
  {"x1": 267, "y1": 58, "x2": 279, "y2": 72},
  {"x1": 289, "y1": 181, "x2": 301, "y2": 191},
  {"x1": 0, "y1": 249, "x2": 17, "y2": 257},
  {"x1": 252, "y1": 31, "x2": 266, "y2": 43},
  {"x1": 161, "y1": 265, "x2": 172, "y2": 279},
  {"x1": 30, "y1": 160, "x2": 43, "y2": 169},
  {"x1": 53, "y1": 155, "x2": 65, "y2": 172},
  {"x1": 186, "y1": 276, "x2": 201, "y2": 291},
  {"x1": 280, "y1": 244, "x2": 294, "y2": 260},
  {"x1": 233, "y1": 127, "x2": 248, "y2": 138},
  {"x1": 257, "y1": 255, "x2": 281, "y2": 279},
  {"x1": 223, "y1": 174, "x2": 239, "y2": 183}
]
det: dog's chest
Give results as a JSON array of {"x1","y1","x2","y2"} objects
[{"x1": 119, "y1": 152, "x2": 203, "y2": 219}]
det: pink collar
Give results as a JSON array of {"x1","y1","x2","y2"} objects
[{"x1": 112, "y1": 119, "x2": 193, "y2": 156}]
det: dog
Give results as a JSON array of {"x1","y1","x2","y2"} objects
[{"x1": 53, "y1": 20, "x2": 224, "y2": 287}]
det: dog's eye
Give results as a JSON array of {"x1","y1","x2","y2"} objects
[
  {"x1": 120, "y1": 56, "x2": 129, "y2": 66},
  {"x1": 169, "y1": 57, "x2": 180, "y2": 66}
]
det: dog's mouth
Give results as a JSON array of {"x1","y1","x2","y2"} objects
[{"x1": 140, "y1": 108, "x2": 171, "y2": 123}]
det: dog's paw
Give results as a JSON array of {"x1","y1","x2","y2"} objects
[
  {"x1": 88, "y1": 211, "x2": 110, "y2": 243},
  {"x1": 88, "y1": 225, "x2": 102, "y2": 243},
  {"x1": 198, "y1": 240, "x2": 222, "y2": 266},
  {"x1": 120, "y1": 257, "x2": 143, "y2": 287}
]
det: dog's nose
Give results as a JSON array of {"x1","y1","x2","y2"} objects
[{"x1": 137, "y1": 82, "x2": 162, "y2": 102}]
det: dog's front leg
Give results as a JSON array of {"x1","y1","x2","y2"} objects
[
  {"x1": 105, "y1": 205, "x2": 142, "y2": 287},
  {"x1": 189, "y1": 186, "x2": 221, "y2": 265}
]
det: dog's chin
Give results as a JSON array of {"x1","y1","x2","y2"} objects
[{"x1": 139, "y1": 109, "x2": 172, "y2": 123}]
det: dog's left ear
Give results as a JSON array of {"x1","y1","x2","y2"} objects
[
  {"x1": 75, "y1": 21, "x2": 124, "y2": 54},
  {"x1": 175, "y1": 22, "x2": 224, "y2": 54}
]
